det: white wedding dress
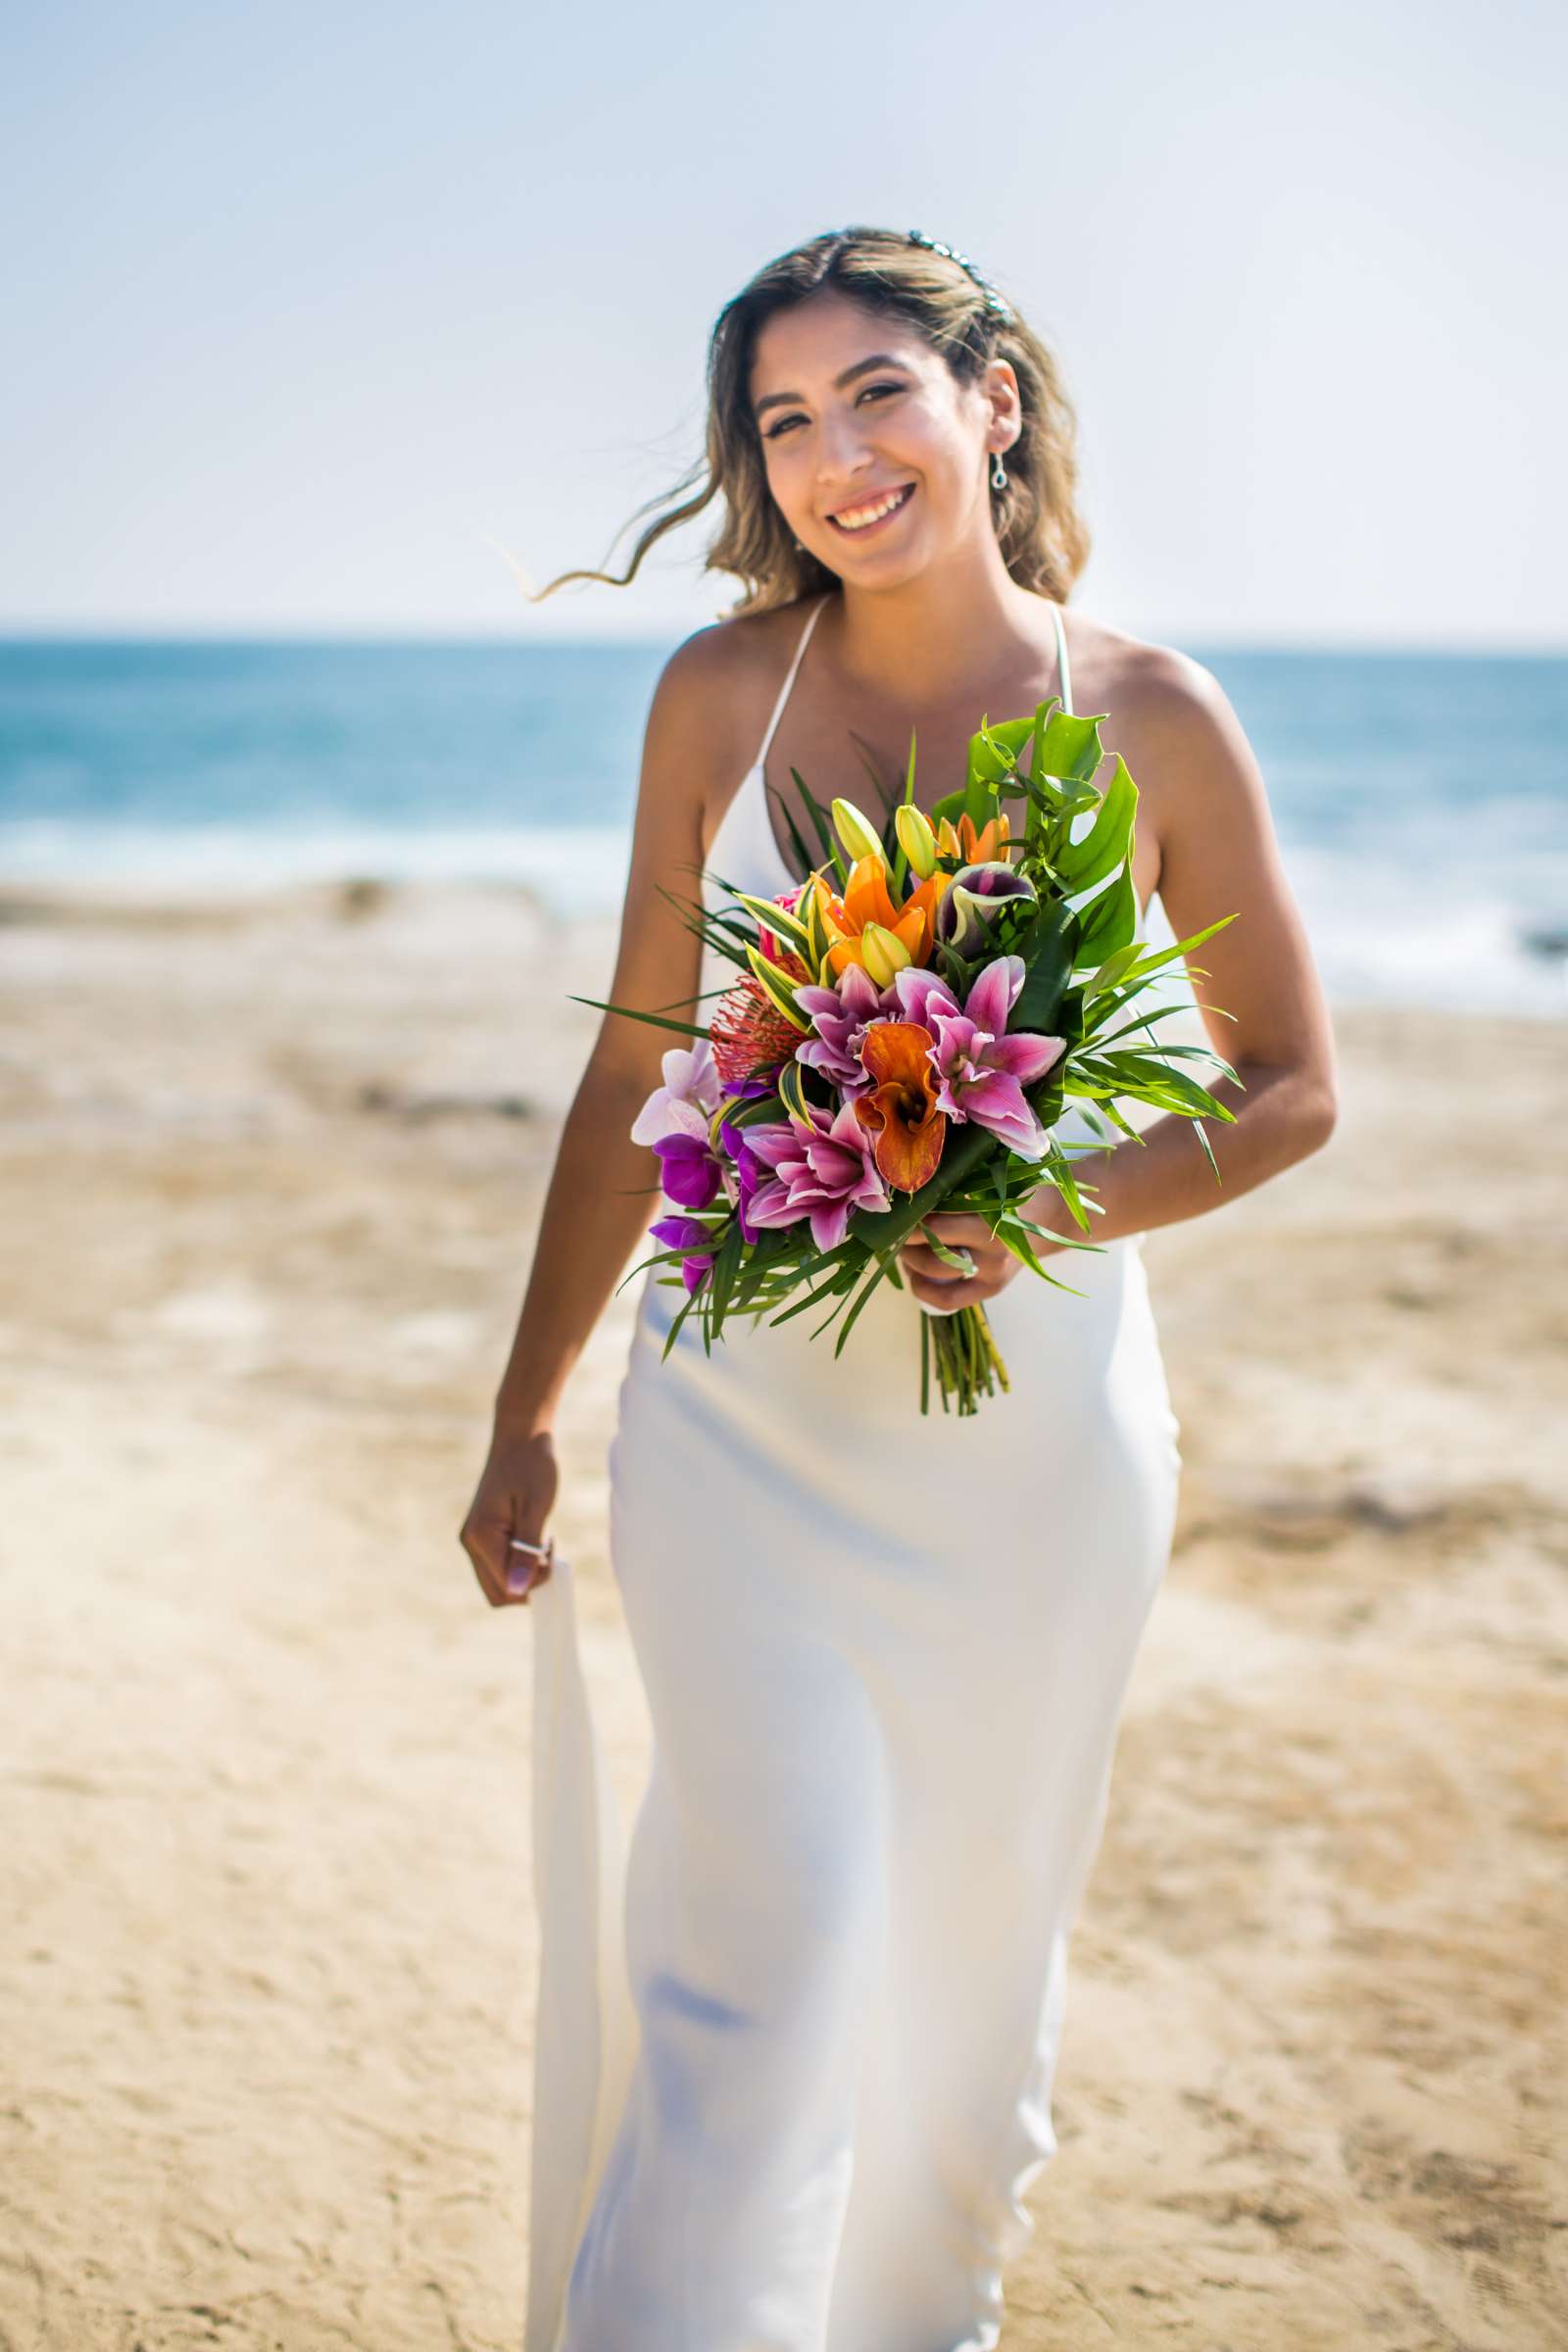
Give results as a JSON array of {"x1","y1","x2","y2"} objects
[{"x1": 526, "y1": 595, "x2": 1183, "y2": 2352}]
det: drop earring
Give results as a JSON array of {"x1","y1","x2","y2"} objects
[{"x1": 991, "y1": 449, "x2": 1008, "y2": 491}]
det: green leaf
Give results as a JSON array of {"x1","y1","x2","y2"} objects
[
  {"x1": 832, "y1": 1250, "x2": 895, "y2": 1356},
  {"x1": 1054, "y1": 754, "x2": 1137, "y2": 890},
  {"x1": 707, "y1": 1216, "x2": 744, "y2": 1337},
  {"x1": 775, "y1": 1057, "x2": 812, "y2": 1127},
  {"x1": 730, "y1": 1227, "x2": 785, "y2": 1312},
  {"x1": 660, "y1": 1281, "x2": 703, "y2": 1361},
  {"x1": 1109, "y1": 913, "x2": 1240, "y2": 984},
  {"x1": 566, "y1": 992, "x2": 712, "y2": 1040},
  {"x1": 1009, "y1": 900, "x2": 1080, "y2": 1033},
  {"x1": 1191, "y1": 1117, "x2": 1224, "y2": 1184},
  {"x1": 1040, "y1": 1138, "x2": 1095, "y2": 1232},
  {"x1": 1073, "y1": 862, "x2": 1139, "y2": 968},
  {"x1": 789, "y1": 767, "x2": 851, "y2": 888},
  {"x1": 1082, "y1": 939, "x2": 1145, "y2": 999},
  {"x1": 725, "y1": 886, "x2": 814, "y2": 957},
  {"x1": 765, "y1": 780, "x2": 818, "y2": 890},
  {"x1": 744, "y1": 943, "x2": 812, "y2": 1030},
  {"x1": 994, "y1": 1218, "x2": 1095, "y2": 1295},
  {"x1": 767, "y1": 1252, "x2": 859, "y2": 1327},
  {"x1": 1033, "y1": 708, "x2": 1106, "y2": 785},
  {"x1": 1083, "y1": 997, "x2": 1213, "y2": 1052}
]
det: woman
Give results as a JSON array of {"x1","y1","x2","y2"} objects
[{"x1": 461, "y1": 225, "x2": 1338, "y2": 2352}]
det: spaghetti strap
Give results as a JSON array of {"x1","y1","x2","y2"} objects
[
  {"x1": 753, "y1": 595, "x2": 829, "y2": 770},
  {"x1": 1050, "y1": 600, "x2": 1073, "y2": 716}
]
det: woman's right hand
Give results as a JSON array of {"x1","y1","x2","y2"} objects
[{"x1": 459, "y1": 1423, "x2": 561, "y2": 1609}]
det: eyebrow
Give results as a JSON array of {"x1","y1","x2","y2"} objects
[{"x1": 752, "y1": 354, "x2": 910, "y2": 420}]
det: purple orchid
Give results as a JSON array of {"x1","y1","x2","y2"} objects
[
  {"x1": 792, "y1": 962, "x2": 901, "y2": 1096},
  {"x1": 892, "y1": 955, "x2": 1066, "y2": 1160},
  {"x1": 742, "y1": 1102, "x2": 892, "y2": 1252},
  {"x1": 649, "y1": 1212, "x2": 716, "y2": 1297},
  {"x1": 652, "y1": 1129, "x2": 724, "y2": 1210},
  {"x1": 716, "y1": 1116, "x2": 774, "y2": 1245},
  {"x1": 633, "y1": 1042, "x2": 727, "y2": 1209}
]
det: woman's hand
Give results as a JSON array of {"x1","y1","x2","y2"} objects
[
  {"x1": 898, "y1": 1211, "x2": 1022, "y2": 1313},
  {"x1": 459, "y1": 1424, "x2": 561, "y2": 1608}
]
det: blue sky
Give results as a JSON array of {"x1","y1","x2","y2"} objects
[{"x1": 3, "y1": 0, "x2": 1562, "y2": 644}]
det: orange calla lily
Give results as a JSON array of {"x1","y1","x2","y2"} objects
[
  {"x1": 936, "y1": 808, "x2": 1011, "y2": 865},
  {"x1": 852, "y1": 1021, "x2": 947, "y2": 1191}
]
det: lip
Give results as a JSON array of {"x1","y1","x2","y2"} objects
[{"x1": 824, "y1": 481, "x2": 916, "y2": 532}]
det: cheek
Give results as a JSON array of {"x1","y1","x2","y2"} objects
[{"x1": 898, "y1": 416, "x2": 968, "y2": 496}]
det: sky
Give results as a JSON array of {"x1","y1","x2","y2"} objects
[{"x1": 3, "y1": 0, "x2": 1563, "y2": 646}]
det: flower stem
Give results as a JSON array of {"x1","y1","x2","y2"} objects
[{"x1": 922, "y1": 1303, "x2": 1011, "y2": 1415}]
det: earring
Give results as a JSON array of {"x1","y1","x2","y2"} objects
[
  {"x1": 990, "y1": 450, "x2": 1007, "y2": 491},
  {"x1": 793, "y1": 536, "x2": 805, "y2": 551}
]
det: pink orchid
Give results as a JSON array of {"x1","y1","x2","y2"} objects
[
  {"x1": 891, "y1": 955, "x2": 1066, "y2": 1160},
  {"x1": 630, "y1": 1039, "x2": 721, "y2": 1146},
  {"x1": 742, "y1": 1102, "x2": 892, "y2": 1252}
]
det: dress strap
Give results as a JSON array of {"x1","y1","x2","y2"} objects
[
  {"x1": 1050, "y1": 600, "x2": 1073, "y2": 716},
  {"x1": 754, "y1": 595, "x2": 829, "y2": 768}
]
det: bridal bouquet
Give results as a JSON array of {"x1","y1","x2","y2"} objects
[{"x1": 575, "y1": 696, "x2": 1239, "y2": 1415}]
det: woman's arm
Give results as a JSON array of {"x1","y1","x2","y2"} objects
[
  {"x1": 1025, "y1": 649, "x2": 1339, "y2": 1253},
  {"x1": 488, "y1": 626, "x2": 737, "y2": 1438}
]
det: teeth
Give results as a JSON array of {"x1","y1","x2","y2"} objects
[{"x1": 833, "y1": 485, "x2": 910, "y2": 531}]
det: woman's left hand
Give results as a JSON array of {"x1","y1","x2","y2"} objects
[{"x1": 898, "y1": 1211, "x2": 1022, "y2": 1312}]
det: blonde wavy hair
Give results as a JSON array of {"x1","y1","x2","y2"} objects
[{"x1": 524, "y1": 223, "x2": 1091, "y2": 617}]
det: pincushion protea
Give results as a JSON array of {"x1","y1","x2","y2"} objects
[{"x1": 709, "y1": 969, "x2": 808, "y2": 1087}]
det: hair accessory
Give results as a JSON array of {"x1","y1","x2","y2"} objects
[{"x1": 906, "y1": 229, "x2": 1013, "y2": 321}]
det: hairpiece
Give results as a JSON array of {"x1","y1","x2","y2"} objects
[{"x1": 906, "y1": 229, "x2": 1014, "y2": 321}]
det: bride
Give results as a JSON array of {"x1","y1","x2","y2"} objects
[{"x1": 461, "y1": 224, "x2": 1338, "y2": 2352}]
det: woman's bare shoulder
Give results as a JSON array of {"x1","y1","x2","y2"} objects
[
  {"x1": 649, "y1": 600, "x2": 827, "y2": 799},
  {"x1": 1066, "y1": 609, "x2": 1233, "y2": 746},
  {"x1": 1077, "y1": 609, "x2": 1247, "y2": 780},
  {"x1": 657, "y1": 599, "x2": 819, "y2": 706}
]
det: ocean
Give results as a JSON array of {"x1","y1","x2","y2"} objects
[{"x1": 1, "y1": 636, "x2": 1564, "y2": 1018}]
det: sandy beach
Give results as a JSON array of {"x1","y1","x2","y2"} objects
[{"x1": 2, "y1": 873, "x2": 1563, "y2": 2351}]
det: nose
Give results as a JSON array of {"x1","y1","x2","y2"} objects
[{"x1": 813, "y1": 409, "x2": 875, "y2": 495}]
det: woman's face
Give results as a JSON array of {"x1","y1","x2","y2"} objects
[{"x1": 748, "y1": 289, "x2": 1016, "y2": 584}]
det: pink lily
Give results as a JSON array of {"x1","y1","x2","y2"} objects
[
  {"x1": 792, "y1": 962, "x2": 901, "y2": 1097},
  {"x1": 743, "y1": 1102, "x2": 892, "y2": 1252},
  {"x1": 892, "y1": 955, "x2": 1066, "y2": 1160}
]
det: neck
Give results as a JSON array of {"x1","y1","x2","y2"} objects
[{"x1": 824, "y1": 534, "x2": 1053, "y2": 706}]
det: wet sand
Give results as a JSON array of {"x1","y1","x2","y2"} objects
[{"x1": 1, "y1": 877, "x2": 1563, "y2": 2349}]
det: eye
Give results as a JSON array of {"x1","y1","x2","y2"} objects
[{"x1": 763, "y1": 379, "x2": 906, "y2": 442}]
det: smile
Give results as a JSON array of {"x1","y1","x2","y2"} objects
[{"x1": 825, "y1": 482, "x2": 915, "y2": 537}]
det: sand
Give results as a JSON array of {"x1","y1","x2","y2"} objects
[{"x1": 1, "y1": 876, "x2": 1563, "y2": 2351}]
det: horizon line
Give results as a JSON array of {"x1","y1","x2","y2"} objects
[{"x1": 2, "y1": 622, "x2": 1567, "y2": 658}]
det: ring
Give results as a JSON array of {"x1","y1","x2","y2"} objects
[{"x1": 509, "y1": 1536, "x2": 551, "y2": 1556}]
